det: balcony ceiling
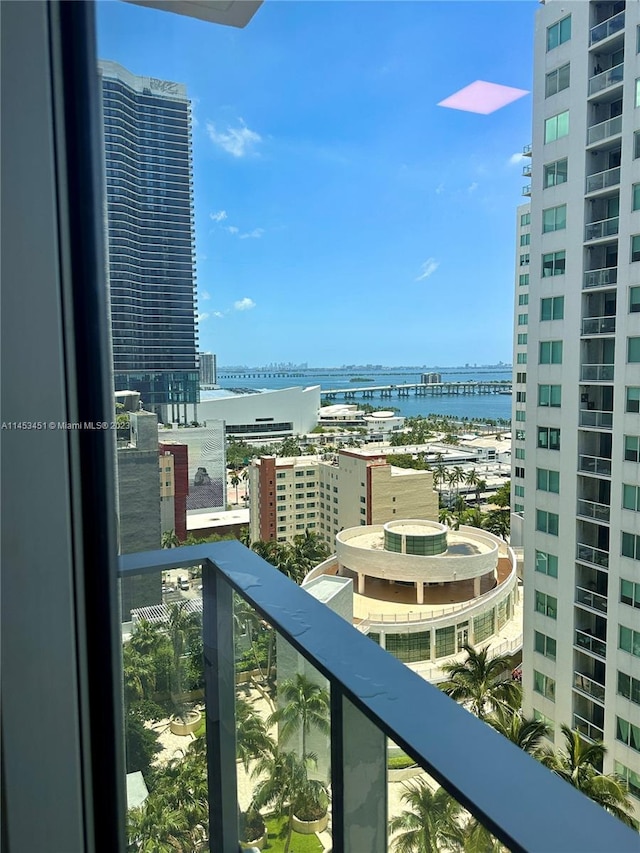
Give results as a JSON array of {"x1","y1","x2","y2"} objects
[{"x1": 121, "y1": 0, "x2": 263, "y2": 28}]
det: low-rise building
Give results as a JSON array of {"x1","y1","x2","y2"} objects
[
  {"x1": 249, "y1": 448, "x2": 438, "y2": 546},
  {"x1": 303, "y1": 519, "x2": 522, "y2": 681}
]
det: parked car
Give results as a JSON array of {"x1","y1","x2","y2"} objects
[{"x1": 179, "y1": 579, "x2": 190, "y2": 591}]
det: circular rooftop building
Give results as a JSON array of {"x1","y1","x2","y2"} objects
[{"x1": 304, "y1": 519, "x2": 521, "y2": 676}]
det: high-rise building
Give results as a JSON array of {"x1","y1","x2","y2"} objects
[
  {"x1": 518, "y1": 0, "x2": 640, "y2": 809},
  {"x1": 199, "y1": 351, "x2": 217, "y2": 386},
  {"x1": 99, "y1": 60, "x2": 199, "y2": 424}
]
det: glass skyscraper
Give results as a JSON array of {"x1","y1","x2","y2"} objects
[{"x1": 99, "y1": 60, "x2": 199, "y2": 423}]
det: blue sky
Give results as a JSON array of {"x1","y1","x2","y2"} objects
[{"x1": 97, "y1": 0, "x2": 537, "y2": 367}]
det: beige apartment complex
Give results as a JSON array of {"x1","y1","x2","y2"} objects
[{"x1": 248, "y1": 448, "x2": 438, "y2": 545}]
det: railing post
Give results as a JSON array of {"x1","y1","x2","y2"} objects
[
  {"x1": 331, "y1": 688, "x2": 387, "y2": 853},
  {"x1": 202, "y1": 562, "x2": 238, "y2": 853}
]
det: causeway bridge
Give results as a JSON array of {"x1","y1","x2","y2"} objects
[{"x1": 321, "y1": 381, "x2": 512, "y2": 400}]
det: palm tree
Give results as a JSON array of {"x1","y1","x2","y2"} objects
[
  {"x1": 127, "y1": 796, "x2": 189, "y2": 852},
  {"x1": 167, "y1": 602, "x2": 201, "y2": 714},
  {"x1": 388, "y1": 781, "x2": 464, "y2": 852},
  {"x1": 438, "y1": 507, "x2": 458, "y2": 530},
  {"x1": 251, "y1": 748, "x2": 325, "y2": 853},
  {"x1": 461, "y1": 818, "x2": 506, "y2": 853},
  {"x1": 459, "y1": 507, "x2": 485, "y2": 530},
  {"x1": 486, "y1": 705, "x2": 551, "y2": 760},
  {"x1": 453, "y1": 466, "x2": 465, "y2": 499},
  {"x1": 433, "y1": 463, "x2": 447, "y2": 493},
  {"x1": 440, "y1": 645, "x2": 521, "y2": 720},
  {"x1": 483, "y1": 508, "x2": 510, "y2": 540},
  {"x1": 236, "y1": 696, "x2": 275, "y2": 771},
  {"x1": 547, "y1": 724, "x2": 635, "y2": 826},
  {"x1": 475, "y1": 478, "x2": 487, "y2": 506},
  {"x1": 230, "y1": 471, "x2": 241, "y2": 504},
  {"x1": 269, "y1": 672, "x2": 330, "y2": 760},
  {"x1": 122, "y1": 644, "x2": 156, "y2": 705}
]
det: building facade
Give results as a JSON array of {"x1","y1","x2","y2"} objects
[
  {"x1": 99, "y1": 60, "x2": 199, "y2": 423},
  {"x1": 199, "y1": 352, "x2": 217, "y2": 386},
  {"x1": 520, "y1": 0, "x2": 640, "y2": 806},
  {"x1": 249, "y1": 448, "x2": 439, "y2": 545}
]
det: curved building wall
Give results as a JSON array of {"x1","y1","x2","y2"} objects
[
  {"x1": 336, "y1": 525, "x2": 498, "y2": 584},
  {"x1": 188, "y1": 385, "x2": 320, "y2": 437}
]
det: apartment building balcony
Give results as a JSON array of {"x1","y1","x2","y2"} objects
[
  {"x1": 574, "y1": 670, "x2": 607, "y2": 703},
  {"x1": 581, "y1": 316, "x2": 616, "y2": 336},
  {"x1": 522, "y1": 163, "x2": 532, "y2": 178},
  {"x1": 585, "y1": 216, "x2": 619, "y2": 242},
  {"x1": 523, "y1": 142, "x2": 532, "y2": 156},
  {"x1": 580, "y1": 364, "x2": 615, "y2": 382},
  {"x1": 579, "y1": 408, "x2": 614, "y2": 430},
  {"x1": 586, "y1": 165, "x2": 621, "y2": 196},
  {"x1": 576, "y1": 585, "x2": 609, "y2": 616},
  {"x1": 578, "y1": 455, "x2": 612, "y2": 477},
  {"x1": 583, "y1": 266, "x2": 618, "y2": 289},
  {"x1": 588, "y1": 62, "x2": 624, "y2": 98},
  {"x1": 574, "y1": 713, "x2": 606, "y2": 742},
  {"x1": 589, "y1": 9, "x2": 625, "y2": 47},
  {"x1": 587, "y1": 115, "x2": 623, "y2": 147},
  {"x1": 522, "y1": 183, "x2": 531, "y2": 197},
  {"x1": 576, "y1": 541, "x2": 610, "y2": 568},
  {"x1": 576, "y1": 498, "x2": 611, "y2": 523},
  {"x1": 575, "y1": 630, "x2": 607, "y2": 659}
]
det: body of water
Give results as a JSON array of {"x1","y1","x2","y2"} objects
[{"x1": 216, "y1": 367, "x2": 513, "y2": 422}]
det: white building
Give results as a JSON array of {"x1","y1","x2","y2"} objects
[
  {"x1": 185, "y1": 385, "x2": 320, "y2": 440},
  {"x1": 303, "y1": 520, "x2": 522, "y2": 682},
  {"x1": 318, "y1": 403, "x2": 405, "y2": 439},
  {"x1": 519, "y1": 0, "x2": 640, "y2": 808}
]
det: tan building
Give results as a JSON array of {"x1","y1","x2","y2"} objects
[{"x1": 248, "y1": 448, "x2": 438, "y2": 545}]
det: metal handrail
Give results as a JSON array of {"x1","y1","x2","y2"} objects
[{"x1": 119, "y1": 542, "x2": 637, "y2": 852}]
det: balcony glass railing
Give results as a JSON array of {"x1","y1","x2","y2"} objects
[
  {"x1": 578, "y1": 456, "x2": 612, "y2": 478},
  {"x1": 588, "y1": 62, "x2": 624, "y2": 96},
  {"x1": 576, "y1": 498, "x2": 611, "y2": 522},
  {"x1": 581, "y1": 316, "x2": 616, "y2": 335},
  {"x1": 583, "y1": 267, "x2": 617, "y2": 288},
  {"x1": 576, "y1": 541, "x2": 610, "y2": 568},
  {"x1": 587, "y1": 115, "x2": 623, "y2": 145},
  {"x1": 115, "y1": 542, "x2": 636, "y2": 852},
  {"x1": 579, "y1": 409, "x2": 613, "y2": 429},
  {"x1": 585, "y1": 216, "x2": 619, "y2": 241},
  {"x1": 574, "y1": 672, "x2": 606, "y2": 703},
  {"x1": 522, "y1": 184, "x2": 531, "y2": 196},
  {"x1": 575, "y1": 585, "x2": 609, "y2": 614},
  {"x1": 589, "y1": 10, "x2": 625, "y2": 45},
  {"x1": 522, "y1": 163, "x2": 532, "y2": 177},
  {"x1": 575, "y1": 629, "x2": 607, "y2": 659},
  {"x1": 573, "y1": 713, "x2": 605, "y2": 743},
  {"x1": 580, "y1": 364, "x2": 614, "y2": 382},
  {"x1": 523, "y1": 143, "x2": 532, "y2": 156},
  {"x1": 585, "y1": 166, "x2": 621, "y2": 194}
]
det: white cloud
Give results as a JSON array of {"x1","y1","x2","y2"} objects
[
  {"x1": 435, "y1": 182, "x2": 445, "y2": 195},
  {"x1": 206, "y1": 119, "x2": 261, "y2": 157},
  {"x1": 239, "y1": 228, "x2": 264, "y2": 240},
  {"x1": 197, "y1": 312, "x2": 210, "y2": 322},
  {"x1": 227, "y1": 226, "x2": 239, "y2": 235},
  {"x1": 200, "y1": 291, "x2": 211, "y2": 301},
  {"x1": 213, "y1": 311, "x2": 225, "y2": 319},
  {"x1": 210, "y1": 210, "x2": 227, "y2": 222},
  {"x1": 234, "y1": 297, "x2": 256, "y2": 311},
  {"x1": 468, "y1": 182, "x2": 478, "y2": 193},
  {"x1": 508, "y1": 152, "x2": 525, "y2": 166},
  {"x1": 415, "y1": 258, "x2": 440, "y2": 281}
]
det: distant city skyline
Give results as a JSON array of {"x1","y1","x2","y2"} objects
[{"x1": 97, "y1": 0, "x2": 537, "y2": 365}]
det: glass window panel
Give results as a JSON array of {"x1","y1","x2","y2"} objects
[
  {"x1": 630, "y1": 287, "x2": 640, "y2": 313},
  {"x1": 628, "y1": 338, "x2": 640, "y2": 363}
]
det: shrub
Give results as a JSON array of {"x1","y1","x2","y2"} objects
[{"x1": 239, "y1": 807, "x2": 266, "y2": 841}]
